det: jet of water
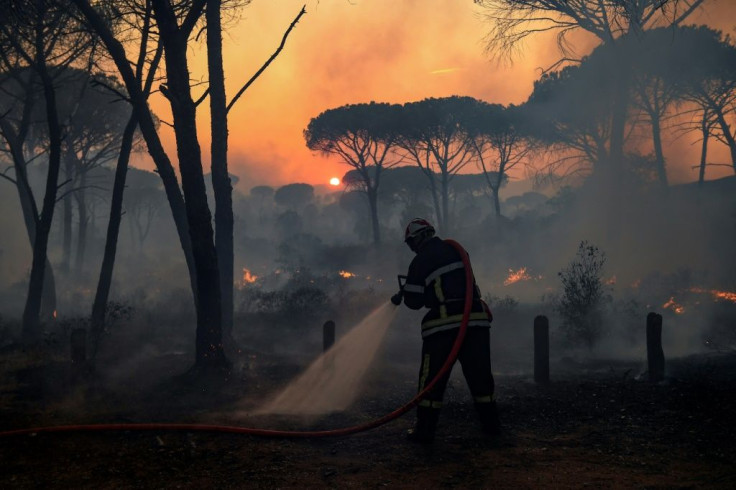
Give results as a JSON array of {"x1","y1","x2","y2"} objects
[{"x1": 256, "y1": 302, "x2": 399, "y2": 415}]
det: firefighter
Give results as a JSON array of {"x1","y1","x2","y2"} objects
[{"x1": 391, "y1": 218, "x2": 500, "y2": 443}]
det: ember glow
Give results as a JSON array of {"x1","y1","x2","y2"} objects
[
  {"x1": 605, "y1": 275, "x2": 617, "y2": 285},
  {"x1": 242, "y1": 268, "x2": 258, "y2": 284},
  {"x1": 339, "y1": 270, "x2": 357, "y2": 279},
  {"x1": 688, "y1": 287, "x2": 736, "y2": 304},
  {"x1": 504, "y1": 267, "x2": 533, "y2": 286},
  {"x1": 662, "y1": 296, "x2": 685, "y2": 314}
]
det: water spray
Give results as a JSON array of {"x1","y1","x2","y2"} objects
[{"x1": 0, "y1": 239, "x2": 474, "y2": 439}]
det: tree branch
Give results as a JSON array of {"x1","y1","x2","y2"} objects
[{"x1": 227, "y1": 5, "x2": 306, "y2": 113}]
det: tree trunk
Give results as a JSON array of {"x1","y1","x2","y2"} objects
[
  {"x1": 9, "y1": 143, "x2": 57, "y2": 320},
  {"x1": 604, "y1": 54, "x2": 631, "y2": 262},
  {"x1": 22, "y1": 56, "x2": 63, "y2": 342},
  {"x1": 651, "y1": 116, "x2": 668, "y2": 188},
  {"x1": 698, "y1": 112, "x2": 709, "y2": 185},
  {"x1": 714, "y1": 108, "x2": 736, "y2": 174},
  {"x1": 74, "y1": 172, "x2": 88, "y2": 275},
  {"x1": 491, "y1": 186, "x2": 501, "y2": 217},
  {"x1": 207, "y1": 0, "x2": 236, "y2": 349},
  {"x1": 429, "y1": 179, "x2": 442, "y2": 233},
  {"x1": 367, "y1": 186, "x2": 380, "y2": 244},
  {"x1": 90, "y1": 114, "x2": 137, "y2": 359},
  {"x1": 159, "y1": 10, "x2": 227, "y2": 370},
  {"x1": 441, "y1": 172, "x2": 450, "y2": 234},
  {"x1": 62, "y1": 156, "x2": 73, "y2": 274}
]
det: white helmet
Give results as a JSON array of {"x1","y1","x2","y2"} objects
[{"x1": 404, "y1": 218, "x2": 435, "y2": 249}]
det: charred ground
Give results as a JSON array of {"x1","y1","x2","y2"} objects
[{"x1": 1, "y1": 321, "x2": 735, "y2": 489}]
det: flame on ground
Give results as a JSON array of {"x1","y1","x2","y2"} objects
[
  {"x1": 504, "y1": 267, "x2": 534, "y2": 286},
  {"x1": 339, "y1": 270, "x2": 357, "y2": 278},
  {"x1": 242, "y1": 268, "x2": 258, "y2": 284},
  {"x1": 688, "y1": 287, "x2": 736, "y2": 304},
  {"x1": 662, "y1": 296, "x2": 685, "y2": 314}
]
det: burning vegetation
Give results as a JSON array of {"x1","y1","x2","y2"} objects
[
  {"x1": 503, "y1": 267, "x2": 542, "y2": 286},
  {"x1": 242, "y1": 268, "x2": 259, "y2": 284}
]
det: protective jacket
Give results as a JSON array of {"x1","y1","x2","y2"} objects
[{"x1": 403, "y1": 237, "x2": 491, "y2": 338}]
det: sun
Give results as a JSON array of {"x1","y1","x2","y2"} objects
[{"x1": 329, "y1": 177, "x2": 340, "y2": 186}]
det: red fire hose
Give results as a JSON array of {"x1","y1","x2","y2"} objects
[{"x1": 0, "y1": 239, "x2": 475, "y2": 439}]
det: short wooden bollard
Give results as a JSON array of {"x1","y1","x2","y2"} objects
[
  {"x1": 323, "y1": 320, "x2": 335, "y2": 353},
  {"x1": 646, "y1": 312, "x2": 665, "y2": 382},
  {"x1": 534, "y1": 315, "x2": 550, "y2": 384},
  {"x1": 323, "y1": 320, "x2": 335, "y2": 370},
  {"x1": 70, "y1": 328, "x2": 87, "y2": 365}
]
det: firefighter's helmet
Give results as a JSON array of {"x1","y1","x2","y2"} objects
[{"x1": 404, "y1": 218, "x2": 435, "y2": 243}]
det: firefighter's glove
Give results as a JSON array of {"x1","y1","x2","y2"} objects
[{"x1": 390, "y1": 291, "x2": 403, "y2": 306}]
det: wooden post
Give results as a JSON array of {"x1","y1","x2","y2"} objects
[
  {"x1": 70, "y1": 328, "x2": 86, "y2": 365},
  {"x1": 323, "y1": 320, "x2": 335, "y2": 370},
  {"x1": 323, "y1": 320, "x2": 335, "y2": 353},
  {"x1": 646, "y1": 312, "x2": 665, "y2": 382},
  {"x1": 534, "y1": 315, "x2": 549, "y2": 384}
]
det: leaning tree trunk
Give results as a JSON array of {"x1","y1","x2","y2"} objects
[
  {"x1": 71, "y1": 0, "x2": 200, "y2": 309},
  {"x1": 207, "y1": 0, "x2": 236, "y2": 351},
  {"x1": 90, "y1": 114, "x2": 137, "y2": 360},
  {"x1": 698, "y1": 112, "x2": 709, "y2": 185},
  {"x1": 22, "y1": 55, "x2": 63, "y2": 343}
]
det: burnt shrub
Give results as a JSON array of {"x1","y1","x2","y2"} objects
[
  {"x1": 555, "y1": 241, "x2": 611, "y2": 349},
  {"x1": 239, "y1": 282, "x2": 329, "y2": 326},
  {"x1": 484, "y1": 294, "x2": 519, "y2": 315}
]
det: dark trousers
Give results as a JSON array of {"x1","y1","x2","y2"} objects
[{"x1": 417, "y1": 327, "x2": 495, "y2": 407}]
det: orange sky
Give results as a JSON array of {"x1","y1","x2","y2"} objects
[{"x1": 139, "y1": 0, "x2": 736, "y2": 191}]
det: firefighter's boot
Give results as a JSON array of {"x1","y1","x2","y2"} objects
[
  {"x1": 475, "y1": 400, "x2": 501, "y2": 436},
  {"x1": 406, "y1": 406, "x2": 440, "y2": 444}
]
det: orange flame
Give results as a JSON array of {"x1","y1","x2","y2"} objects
[
  {"x1": 242, "y1": 268, "x2": 258, "y2": 284},
  {"x1": 688, "y1": 287, "x2": 736, "y2": 303},
  {"x1": 662, "y1": 296, "x2": 685, "y2": 314},
  {"x1": 52, "y1": 310, "x2": 57, "y2": 319},
  {"x1": 339, "y1": 270, "x2": 357, "y2": 278},
  {"x1": 504, "y1": 267, "x2": 532, "y2": 286},
  {"x1": 605, "y1": 275, "x2": 617, "y2": 285}
]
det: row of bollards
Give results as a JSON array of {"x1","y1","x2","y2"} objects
[{"x1": 533, "y1": 312, "x2": 666, "y2": 384}]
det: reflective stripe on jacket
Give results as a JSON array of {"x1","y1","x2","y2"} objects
[{"x1": 403, "y1": 237, "x2": 491, "y2": 338}]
